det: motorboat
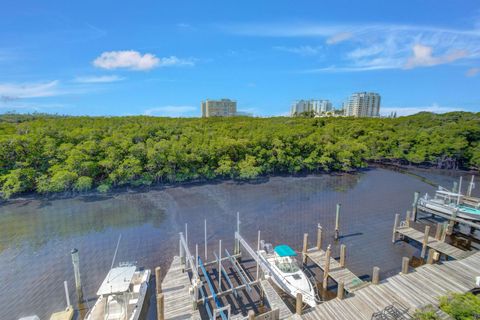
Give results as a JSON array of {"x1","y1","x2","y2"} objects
[
  {"x1": 418, "y1": 188, "x2": 480, "y2": 222},
  {"x1": 85, "y1": 263, "x2": 151, "y2": 320},
  {"x1": 257, "y1": 242, "x2": 317, "y2": 308}
]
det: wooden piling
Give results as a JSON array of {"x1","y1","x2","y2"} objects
[
  {"x1": 392, "y1": 213, "x2": 400, "y2": 243},
  {"x1": 155, "y1": 267, "x2": 162, "y2": 294},
  {"x1": 334, "y1": 204, "x2": 341, "y2": 240},
  {"x1": 427, "y1": 249, "x2": 436, "y2": 264},
  {"x1": 248, "y1": 310, "x2": 255, "y2": 320},
  {"x1": 302, "y1": 233, "x2": 309, "y2": 264},
  {"x1": 412, "y1": 192, "x2": 419, "y2": 221},
  {"x1": 192, "y1": 280, "x2": 199, "y2": 310},
  {"x1": 337, "y1": 281, "x2": 345, "y2": 300},
  {"x1": 296, "y1": 292, "x2": 303, "y2": 315},
  {"x1": 447, "y1": 209, "x2": 458, "y2": 235},
  {"x1": 372, "y1": 267, "x2": 380, "y2": 285},
  {"x1": 71, "y1": 248, "x2": 83, "y2": 301},
  {"x1": 323, "y1": 245, "x2": 331, "y2": 289},
  {"x1": 441, "y1": 222, "x2": 448, "y2": 242},
  {"x1": 421, "y1": 225, "x2": 431, "y2": 258},
  {"x1": 340, "y1": 244, "x2": 346, "y2": 268},
  {"x1": 401, "y1": 257, "x2": 410, "y2": 274},
  {"x1": 316, "y1": 224, "x2": 323, "y2": 250},
  {"x1": 157, "y1": 293, "x2": 164, "y2": 320},
  {"x1": 435, "y1": 222, "x2": 443, "y2": 240},
  {"x1": 405, "y1": 210, "x2": 411, "y2": 227}
]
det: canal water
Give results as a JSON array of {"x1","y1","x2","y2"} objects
[{"x1": 0, "y1": 167, "x2": 477, "y2": 320}]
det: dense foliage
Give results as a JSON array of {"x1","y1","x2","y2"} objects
[
  {"x1": 439, "y1": 293, "x2": 480, "y2": 319},
  {"x1": 0, "y1": 112, "x2": 479, "y2": 199}
]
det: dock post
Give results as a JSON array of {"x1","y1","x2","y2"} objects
[
  {"x1": 421, "y1": 225, "x2": 431, "y2": 258},
  {"x1": 334, "y1": 204, "x2": 341, "y2": 241},
  {"x1": 296, "y1": 292, "x2": 303, "y2": 315},
  {"x1": 256, "y1": 230, "x2": 261, "y2": 280},
  {"x1": 401, "y1": 257, "x2": 410, "y2": 274},
  {"x1": 447, "y1": 209, "x2": 458, "y2": 235},
  {"x1": 179, "y1": 232, "x2": 185, "y2": 265},
  {"x1": 452, "y1": 181, "x2": 458, "y2": 193},
  {"x1": 337, "y1": 281, "x2": 345, "y2": 300},
  {"x1": 157, "y1": 293, "x2": 164, "y2": 320},
  {"x1": 195, "y1": 244, "x2": 199, "y2": 272},
  {"x1": 64, "y1": 280, "x2": 71, "y2": 308},
  {"x1": 372, "y1": 267, "x2": 380, "y2": 285},
  {"x1": 155, "y1": 267, "x2": 162, "y2": 294},
  {"x1": 467, "y1": 175, "x2": 475, "y2": 197},
  {"x1": 392, "y1": 213, "x2": 400, "y2": 243},
  {"x1": 204, "y1": 219, "x2": 208, "y2": 260},
  {"x1": 218, "y1": 240, "x2": 222, "y2": 289},
  {"x1": 316, "y1": 224, "x2": 323, "y2": 250},
  {"x1": 71, "y1": 248, "x2": 83, "y2": 301},
  {"x1": 412, "y1": 192, "x2": 419, "y2": 221},
  {"x1": 441, "y1": 222, "x2": 448, "y2": 242},
  {"x1": 405, "y1": 211, "x2": 411, "y2": 227},
  {"x1": 435, "y1": 223, "x2": 443, "y2": 240},
  {"x1": 185, "y1": 223, "x2": 188, "y2": 248},
  {"x1": 340, "y1": 244, "x2": 346, "y2": 268},
  {"x1": 248, "y1": 310, "x2": 255, "y2": 320},
  {"x1": 192, "y1": 280, "x2": 199, "y2": 310},
  {"x1": 234, "y1": 212, "x2": 240, "y2": 255},
  {"x1": 323, "y1": 245, "x2": 331, "y2": 290},
  {"x1": 427, "y1": 249, "x2": 436, "y2": 264},
  {"x1": 302, "y1": 233, "x2": 309, "y2": 264}
]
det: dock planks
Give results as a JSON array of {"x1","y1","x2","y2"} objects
[
  {"x1": 301, "y1": 251, "x2": 480, "y2": 320},
  {"x1": 305, "y1": 248, "x2": 368, "y2": 292},
  {"x1": 260, "y1": 279, "x2": 294, "y2": 319},
  {"x1": 162, "y1": 256, "x2": 201, "y2": 320},
  {"x1": 395, "y1": 226, "x2": 472, "y2": 260}
]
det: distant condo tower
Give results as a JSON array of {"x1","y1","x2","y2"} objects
[
  {"x1": 344, "y1": 92, "x2": 381, "y2": 117},
  {"x1": 201, "y1": 99, "x2": 237, "y2": 117},
  {"x1": 291, "y1": 99, "x2": 332, "y2": 116}
]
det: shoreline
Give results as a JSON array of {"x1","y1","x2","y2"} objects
[{"x1": 1, "y1": 164, "x2": 476, "y2": 205}]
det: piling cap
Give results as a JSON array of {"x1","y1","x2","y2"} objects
[{"x1": 71, "y1": 248, "x2": 78, "y2": 254}]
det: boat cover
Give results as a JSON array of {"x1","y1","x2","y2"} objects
[{"x1": 274, "y1": 245, "x2": 297, "y2": 257}]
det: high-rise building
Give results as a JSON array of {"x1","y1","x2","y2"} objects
[
  {"x1": 291, "y1": 99, "x2": 332, "y2": 116},
  {"x1": 344, "y1": 92, "x2": 381, "y2": 117},
  {"x1": 201, "y1": 99, "x2": 237, "y2": 117}
]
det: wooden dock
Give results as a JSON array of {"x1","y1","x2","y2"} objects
[
  {"x1": 162, "y1": 256, "x2": 201, "y2": 320},
  {"x1": 301, "y1": 251, "x2": 480, "y2": 320},
  {"x1": 260, "y1": 280, "x2": 293, "y2": 319},
  {"x1": 305, "y1": 248, "x2": 368, "y2": 292},
  {"x1": 395, "y1": 225, "x2": 472, "y2": 260}
]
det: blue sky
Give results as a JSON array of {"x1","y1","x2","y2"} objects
[{"x1": 0, "y1": 0, "x2": 479, "y2": 117}]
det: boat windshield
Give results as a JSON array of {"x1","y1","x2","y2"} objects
[{"x1": 276, "y1": 257, "x2": 300, "y2": 273}]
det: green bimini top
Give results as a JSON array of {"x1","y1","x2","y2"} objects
[{"x1": 274, "y1": 245, "x2": 297, "y2": 257}]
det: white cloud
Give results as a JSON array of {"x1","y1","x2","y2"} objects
[
  {"x1": 144, "y1": 105, "x2": 196, "y2": 117},
  {"x1": 381, "y1": 104, "x2": 462, "y2": 117},
  {"x1": 0, "y1": 80, "x2": 60, "y2": 99},
  {"x1": 74, "y1": 75, "x2": 125, "y2": 83},
  {"x1": 93, "y1": 51, "x2": 195, "y2": 71},
  {"x1": 274, "y1": 45, "x2": 322, "y2": 56},
  {"x1": 93, "y1": 51, "x2": 160, "y2": 70},
  {"x1": 466, "y1": 67, "x2": 480, "y2": 77},
  {"x1": 405, "y1": 44, "x2": 468, "y2": 69},
  {"x1": 326, "y1": 32, "x2": 353, "y2": 44}
]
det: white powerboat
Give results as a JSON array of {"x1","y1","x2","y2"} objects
[
  {"x1": 418, "y1": 188, "x2": 480, "y2": 222},
  {"x1": 258, "y1": 242, "x2": 317, "y2": 308},
  {"x1": 85, "y1": 263, "x2": 151, "y2": 320}
]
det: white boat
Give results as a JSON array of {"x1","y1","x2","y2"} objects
[
  {"x1": 257, "y1": 243, "x2": 317, "y2": 308},
  {"x1": 418, "y1": 188, "x2": 480, "y2": 222},
  {"x1": 85, "y1": 263, "x2": 151, "y2": 320}
]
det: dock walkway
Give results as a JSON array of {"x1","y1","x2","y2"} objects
[
  {"x1": 305, "y1": 248, "x2": 368, "y2": 292},
  {"x1": 260, "y1": 279, "x2": 293, "y2": 319},
  {"x1": 162, "y1": 256, "x2": 201, "y2": 320},
  {"x1": 301, "y1": 251, "x2": 480, "y2": 320},
  {"x1": 395, "y1": 226, "x2": 472, "y2": 260}
]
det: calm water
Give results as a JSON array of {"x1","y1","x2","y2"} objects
[{"x1": 0, "y1": 167, "x2": 477, "y2": 320}]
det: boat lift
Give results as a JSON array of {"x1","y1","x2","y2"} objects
[{"x1": 178, "y1": 215, "x2": 263, "y2": 320}]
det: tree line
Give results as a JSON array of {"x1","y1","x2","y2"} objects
[{"x1": 0, "y1": 112, "x2": 479, "y2": 199}]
